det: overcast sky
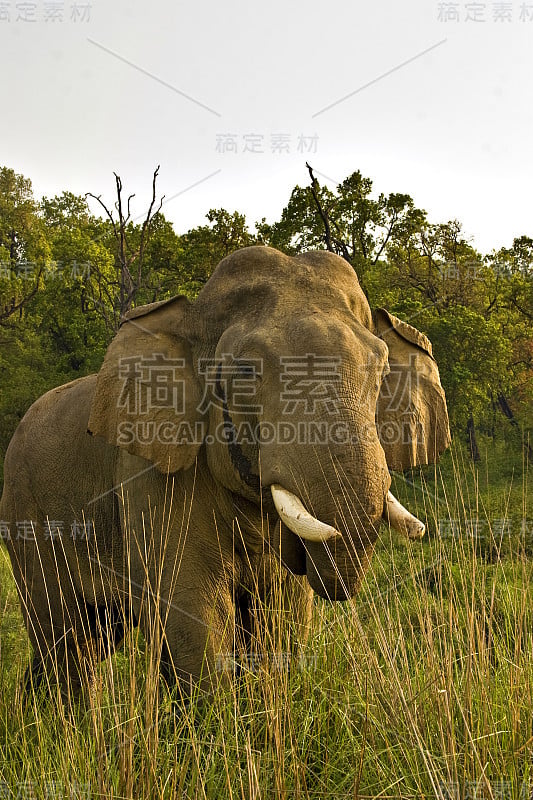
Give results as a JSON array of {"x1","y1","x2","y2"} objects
[{"x1": 1, "y1": 0, "x2": 532, "y2": 254}]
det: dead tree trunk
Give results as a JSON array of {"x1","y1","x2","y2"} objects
[
  {"x1": 86, "y1": 166, "x2": 164, "y2": 330},
  {"x1": 306, "y1": 162, "x2": 334, "y2": 254}
]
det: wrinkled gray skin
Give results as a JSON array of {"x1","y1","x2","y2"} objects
[{"x1": 0, "y1": 247, "x2": 450, "y2": 696}]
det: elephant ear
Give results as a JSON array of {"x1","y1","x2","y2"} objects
[
  {"x1": 88, "y1": 296, "x2": 205, "y2": 474},
  {"x1": 373, "y1": 308, "x2": 451, "y2": 470}
]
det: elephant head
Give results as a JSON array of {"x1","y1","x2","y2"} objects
[{"x1": 88, "y1": 247, "x2": 450, "y2": 601}]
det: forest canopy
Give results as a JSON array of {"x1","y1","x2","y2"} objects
[{"x1": 1, "y1": 165, "x2": 531, "y2": 478}]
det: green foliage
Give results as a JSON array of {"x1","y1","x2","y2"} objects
[
  {"x1": 257, "y1": 183, "x2": 332, "y2": 254},
  {"x1": 0, "y1": 167, "x2": 51, "y2": 323},
  {"x1": 423, "y1": 306, "x2": 511, "y2": 428},
  {"x1": 488, "y1": 238, "x2": 533, "y2": 404},
  {"x1": 0, "y1": 162, "x2": 531, "y2": 483},
  {"x1": 0, "y1": 167, "x2": 49, "y2": 265},
  {"x1": 259, "y1": 170, "x2": 426, "y2": 289},
  {"x1": 178, "y1": 208, "x2": 256, "y2": 295},
  {"x1": 0, "y1": 327, "x2": 58, "y2": 473},
  {"x1": 38, "y1": 192, "x2": 113, "y2": 370}
]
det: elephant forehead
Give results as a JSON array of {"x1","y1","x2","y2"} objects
[
  {"x1": 292, "y1": 250, "x2": 371, "y2": 316},
  {"x1": 193, "y1": 246, "x2": 372, "y2": 330},
  {"x1": 207, "y1": 246, "x2": 357, "y2": 285},
  {"x1": 221, "y1": 315, "x2": 388, "y2": 380}
]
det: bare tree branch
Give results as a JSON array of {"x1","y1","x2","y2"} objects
[
  {"x1": 510, "y1": 294, "x2": 533, "y2": 320},
  {"x1": 85, "y1": 192, "x2": 119, "y2": 240},
  {"x1": 372, "y1": 208, "x2": 398, "y2": 265},
  {"x1": 306, "y1": 162, "x2": 334, "y2": 254},
  {"x1": 126, "y1": 193, "x2": 135, "y2": 224},
  {"x1": 85, "y1": 166, "x2": 164, "y2": 327},
  {"x1": 0, "y1": 265, "x2": 43, "y2": 324}
]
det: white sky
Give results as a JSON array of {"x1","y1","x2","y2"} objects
[{"x1": 1, "y1": 0, "x2": 532, "y2": 254}]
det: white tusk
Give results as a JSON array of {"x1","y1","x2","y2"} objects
[
  {"x1": 271, "y1": 484, "x2": 341, "y2": 543},
  {"x1": 383, "y1": 491, "x2": 425, "y2": 540}
]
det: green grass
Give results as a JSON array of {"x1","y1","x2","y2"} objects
[{"x1": 0, "y1": 437, "x2": 531, "y2": 799}]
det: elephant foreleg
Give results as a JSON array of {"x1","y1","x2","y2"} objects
[
  {"x1": 139, "y1": 585, "x2": 237, "y2": 697},
  {"x1": 236, "y1": 573, "x2": 313, "y2": 676}
]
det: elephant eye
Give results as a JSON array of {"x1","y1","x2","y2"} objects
[
  {"x1": 236, "y1": 364, "x2": 254, "y2": 376},
  {"x1": 233, "y1": 360, "x2": 262, "y2": 380}
]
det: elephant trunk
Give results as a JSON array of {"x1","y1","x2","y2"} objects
[{"x1": 269, "y1": 484, "x2": 425, "y2": 601}]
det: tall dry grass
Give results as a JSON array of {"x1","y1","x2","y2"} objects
[{"x1": 0, "y1": 439, "x2": 531, "y2": 799}]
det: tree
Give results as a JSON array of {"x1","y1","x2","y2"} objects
[
  {"x1": 386, "y1": 219, "x2": 487, "y2": 311},
  {"x1": 178, "y1": 208, "x2": 255, "y2": 295},
  {"x1": 85, "y1": 167, "x2": 165, "y2": 329},
  {"x1": 35, "y1": 191, "x2": 114, "y2": 372},
  {"x1": 258, "y1": 166, "x2": 425, "y2": 293},
  {"x1": 485, "y1": 238, "x2": 533, "y2": 443},
  {"x1": 0, "y1": 167, "x2": 50, "y2": 323},
  {"x1": 423, "y1": 306, "x2": 512, "y2": 432}
]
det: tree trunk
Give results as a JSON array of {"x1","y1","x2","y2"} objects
[
  {"x1": 497, "y1": 393, "x2": 517, "y2": 425},
  {"x1": 497, "y1": 393, "x2": 533, "y2": 457},
  {"x1": 467, "y1": 414, "x2": 481, "y2": 462}
]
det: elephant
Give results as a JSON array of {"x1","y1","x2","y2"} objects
[{"x1": 0, "y1": 246, "x2": 450, "y2": 697}]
